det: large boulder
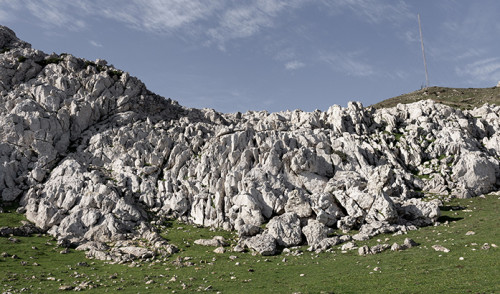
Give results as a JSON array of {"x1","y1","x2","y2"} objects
[
  {"x1": 266, "y1": 213, "x2": 302, "y2": 247},
  {"x1": 451, "y1": 152, "x2": 498, "y2": 197},
  {"x1": 244, "y1": 233, "x2": 277, "y2": 256},
  {"x1": 301, "y1": 219, "x2": 333, "y2": 246}
]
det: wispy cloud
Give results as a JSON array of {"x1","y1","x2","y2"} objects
[
  {"x1": 99, "y1": 0, "x2": 219, "y2": 34},
  {"x1": 323, "y1": 0, "x2": 413, "y2": 24},
  {"x1": 24, "y1": 0, "x2": 88, "y2": 30},
  {"x1": 89, "y1": 40, "x2": 102, "y2": 48},
  {"x1": 455, "y1": 57, "x2": 500, "y2": 83},
  {"x1": 206, "y1": 0, "x2": 305, "y2": 50},
  {"x1": 285, "y1": 60, "x2": 305, "y2": 70},
  {"x1": 319, "y1": 51, "x2": 374, "y2": 77}
]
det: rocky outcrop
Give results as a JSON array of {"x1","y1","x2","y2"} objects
[{"x1": 1, "y1": 26, "x2": 500, "y2": 258}]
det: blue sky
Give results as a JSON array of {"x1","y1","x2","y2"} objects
[{"x1": 1, "y1": 0, "x2": 500, "y2": 113}]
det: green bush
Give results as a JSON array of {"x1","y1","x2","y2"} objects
[
  {"x1": 36, "y1": 57, "x2": 63, "y2": 67},
  {"x1": 17, "y1": 56, "x2": 26, "y2": 62},
  {"x1": 107, "y1": 69, "x2": 122, "y2": 78}
]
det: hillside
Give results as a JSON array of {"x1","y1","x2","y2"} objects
[
  {"x1": 372, "y1": 86, "x2": 500, "y2": 110},
  {"x1": 1, "y1": 25, "x2": 500, "y2": 263}
]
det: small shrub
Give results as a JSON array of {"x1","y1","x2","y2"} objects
[
  {"x1": 107, "y1": 69, "x2": 122, "y2": 78},
  {"x1": 393, "y1": 132, "x2": 404, "y2": 142},
  {"x1": 84, "y1": 60, "x2": 96, "y2": 67},
  {"x1": 333, "y1": 150, "x2": 348, "y2": 163},
  {"x1": 36, "y1": 57, "x2": 63, "y2": 67},
  {"x1": 17, "y1": 56, "x2": 26, "y2": 62},
  {"x1": 1, "y1": 47, "x2": 10, "y2": 54},
  {"x1": 85, "y1": 60, "x2": 106, "y2": 72}
]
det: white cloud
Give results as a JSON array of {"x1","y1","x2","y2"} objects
[
  {"x1": 285, "y1": 60, "x2": 305, "y2": 70},
  {"x1": 323, "y1": 0, "x2": 413, "y2": 24},
  {"x1": 24, "y1": 0, "x2": 88, "y2": 30},
  {"x1": 0, "y1": 1, "x2": 22, "y2": 22},
  {"x1": 455, "y1": 57, "x2": 500, "y2": 83},
  {"x1": 90, "y1": 40, "x2": 102, "y2": 47},
  {"x1": 455, "y1": 48, "x2": 487, "y2": 60},
  {"x1": 320, "y1": 51, "x2": 374, "y2": 77},
  {"x1": 206, "y1": 0, "x2": 304, "y2": 49},
  {"x1": 99, "y1": 0, "x2": 219, "y2": 34}
]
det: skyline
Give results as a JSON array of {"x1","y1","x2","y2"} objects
[{"x1": 1, "y1": 0, "x2": 500, "y2": 113}]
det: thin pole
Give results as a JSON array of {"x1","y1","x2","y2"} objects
[{"x1": 418, "y1": 14, "x2": 429, "y2": 88}]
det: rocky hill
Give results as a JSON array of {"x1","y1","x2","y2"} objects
[
  {"x1": 1, "y1": 26, "x2": 500, "y2": 260},
  {"x1": 372, "y1": 86, "x2": 500, "y2": 110}
]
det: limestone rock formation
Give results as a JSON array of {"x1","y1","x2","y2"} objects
[{"x1": 1, "y1": 26, "x2": 500, "y2": 258}]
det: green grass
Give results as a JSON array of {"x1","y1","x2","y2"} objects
[
  {"x1": 372, "y1": 86, "x2": 500, "y2": 110},
  {"x1": 0, "y1": 204, "x2": 26, "y2": 227},
  {"x1": 1, "y1": 194, "x2": 499, "y2": 293}
]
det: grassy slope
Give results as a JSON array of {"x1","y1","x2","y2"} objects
[
  {"x1": 1, "y1": 194, "x2": 499, "y2": 293},
  {"x1": 372, "y1": 86, "x2": 500, "y2": 110}
]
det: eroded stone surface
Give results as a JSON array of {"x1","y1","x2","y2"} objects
[{"x1": 1, "y1": 26, "x2": 500, "y2": 258}]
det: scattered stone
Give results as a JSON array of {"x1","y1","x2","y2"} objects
[
  {"x1": 213, "y1": 247, "x2": 225, "y2": 254},
  {"x1": 481, "y1": 243, "x2": 491, "y2": 250},
  {"x1": 370, "y1": 244, "x2": 390, "y2": 254},
  {"x1": 233, "y1": 245, "x2": 246, "y2": 253},
  {"x1": 358, "y1": 245, "x2": 371, "y2": 256},
  {"x1": 194, "y1": 236, "x2": 228, "y2": 247},
  {"x1": 391, "y1": 243, "x2": 402, "y2": 251},
  {"x1": 341, "y1": 241, "x2": 357, "y2": 251},
  {"x1": 403, "y1": 238, "x2": 418, "y2": 248},
  {"x1": 432, "y1": 245, "x2": 450, "y2": 253},
  {"x1": 59, "y1": 285, "x2": 74, "y2": 291},
  {"x1": 465, "y1": 231, "x2": 475, "y2": 236},
  {"x1": 76, "y1": 262, "x2": 89, "y2": 267}
]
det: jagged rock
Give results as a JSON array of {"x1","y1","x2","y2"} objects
[
  {"x1": 266, "y1": 213, "x2": 302, "y2": 247},
  {"x1": 244, "y1": 233, "x2": 277, "y2": 256},
  {"x1": 399, "y1": 199, "x2": 441, "y2": 226},
  {"x1": 119, "y1": 246, "x2": 154, "y2": 259},
  {"x1": 301, "y1": 219, "x2": 333, "y2": 246},
  {"x1": 2, "y1": 25, "x2": 500, "y2": 257},
  {"x1": 284, "y1": 190, "x2": 312, "y2": 218},
  {"x1": 451, "y1": 152, "x2": 498, "y2": 197},
  {"x1": 237, "y1": 224, "x2": 261, "y2": 237}
]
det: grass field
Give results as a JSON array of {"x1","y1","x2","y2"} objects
[
  {"x1": 1, "y1": 193, "x2": 499, "y2": 293},
  {"x1": 371, "y1": 86, "x2": 500, "y2": 110}
]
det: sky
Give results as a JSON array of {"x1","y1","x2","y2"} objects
[{"x1": 1, "y1": 0, "x2": 500, "y2": 113}]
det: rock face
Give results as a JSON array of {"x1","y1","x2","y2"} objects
[{"x1": 1, "y1": 26, "x2": 500, "y2": 257}]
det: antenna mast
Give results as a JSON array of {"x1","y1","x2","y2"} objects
[{"x1": 418, "y1": 13, "x2": 429, "y2": 88}]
